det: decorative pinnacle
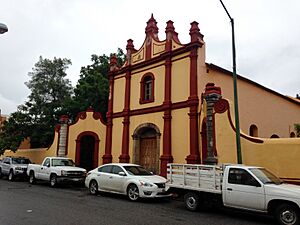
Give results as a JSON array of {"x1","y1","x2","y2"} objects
[
  {"x1": 189, "y1": 21, "x2": 204, "y2": 43},
  {"x1": 145, "y1": 13, "x2": 159, "y2": 38}
]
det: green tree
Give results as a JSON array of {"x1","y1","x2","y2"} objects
[
  {"x1": 0, "y1": 56, "x2": 73, "y2": 154},
  {"x1": 0, "y1": 111, "x2": 32, "y2": 153},
  {"x1": 64, "y1": 48, "x2": 126, "y2": 121},
  {"x1": 295, "y1": 124, "x2": 300, "y2": 137}
]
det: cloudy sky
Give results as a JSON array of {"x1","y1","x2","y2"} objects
[{"x1": 0, "y1": 0, "x2": 300, "y2": 115}]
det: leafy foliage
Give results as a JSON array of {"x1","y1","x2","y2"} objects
[
  {"x1": 295, "y1": 124, "x2": 300, "y2": 137},
  {"x1": 0, "y1": 49, "x2": 126, "y2": 154},
  {"x1": 0, "y1": 57, "x2": 73, "y2": 154},
  {"x1": 0, "y1": 111, "x2": 31, "y2": 152},
  {"x1": 64, "y1": 48, "x2": 126, "y2": 122}
]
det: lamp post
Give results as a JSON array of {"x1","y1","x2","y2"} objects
[
  {"x1": 219, "y1": 0, "x2": 242, "y2": 164},
  {"x1": 0, "y1": 23, "x2": 8, "y2": 34}
]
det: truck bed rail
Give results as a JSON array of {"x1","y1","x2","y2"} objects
[{"x1": 167, "y1": 164, "x2": 222, "y2": 194}]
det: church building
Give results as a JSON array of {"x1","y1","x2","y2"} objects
[{"x1": 5, "y1": 15, "x2": 300, "y2": 182}]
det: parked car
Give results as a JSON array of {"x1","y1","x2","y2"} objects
[
  {"x1": 85, "y1": 163, "x2": 170, "y2": 201},
  {"x1": 0, "y1": 156, "x2": 31, "y2": 181},
  {"x1": 166, "y1": 163, "x2": 300, "y2": 225},
  {"x1": 27, "y1": 157, "x2": 86, "y2": 187}
]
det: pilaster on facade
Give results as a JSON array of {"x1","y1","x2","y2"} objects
[
  {"x1": 186, "y1": 22, "x2": 203, "y2": 164},
  {"x1": 203, "y1": 83, "x2": 222, "y2": 165},
  {"x1": 103, "y1": 57, "x2": 118, "y2": 164},
  {"x1": 160, "y1": 21, "x2": 177, "y2": 177},
  {"x1": 57, "y1": 115, "x2": 69, "y2": 157},
  {"x1": 119, "y1": 41, "x2": 135, "y2": 163}
]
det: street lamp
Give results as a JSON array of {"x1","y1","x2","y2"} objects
[
  {"x1": 0, "y1": 23, "x2": 8, "y2": 34},
  {"x1": 219, "y1": 0, "x2": 242, "y2": 164}
]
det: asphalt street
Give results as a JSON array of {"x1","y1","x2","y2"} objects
[{"x1": 0, "y1": 179, "x2": 274, "y2": 225}]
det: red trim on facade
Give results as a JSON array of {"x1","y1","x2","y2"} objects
[
  {"x1": 103, "y1": 74, "x2": 114, "y2": 164},
  {"x1": 112, "y1": 100, "x2": 190, "y2": 119},
  {"x1": 214, "y1": 99, "x2": 264, "y2": 144},
  {"x1": 93, "y1": 112, "x2": 107, "y2": 126},
  {"x1": 186, "y1": 47, "x2": 200, "y2": 164},
  {"x1": 160, "y1": 52, "x2": 173, "y2": 177},
  {"x1": 139, "y1": 72, "x2": 155, "y2": 104},
  {"x1": 111, "y1": 42, "x2": 202, "y2": 77},
  {"x1": 120, "y1": 70, "x2": 131, "y2": 163},
  {"x1": 75, "y1": 131, "x2": 99, "y2": 169},
  {"x1": 74, "y1": 111, "x2": 87, "y2": 124}
]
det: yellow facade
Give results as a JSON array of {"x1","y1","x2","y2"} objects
[
  {"x1": 201, "y1": 65, "x2": 300, "y2": 138},
  {"x1": 171, "y1": 57, "x2": 190, "y2": 103},
  {"x1": 113, "y1": 76, "x2": 125, "y2": 112},
  {"x1": 214, "y1": 99, "x2": 300, "y2": 182},
  {"x1": 171, "y1": 108, "x2": 190, "y2": 163},
  {"x1": 111, "y1": 117, "x2": 123, "y2": 163},
  {"x1": 130, "y1": 65, "x2": 165, "y2": 110},
  {"x1": 3, "y1": 132, "x2": 58, "y2": 164},
  {"x1": 3, "y1": 16, "x2": 300, "y2": 181},
  {"x1": 67, "y1": 111, "x2": 106, "y2": 164}
]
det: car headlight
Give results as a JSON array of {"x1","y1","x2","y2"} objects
[
  {"x1": 61, "y1": 170, "x2": 68, "y2": 176},
  {"x1": 140, "y1": 181, "x2": 154, "y2": 187}
]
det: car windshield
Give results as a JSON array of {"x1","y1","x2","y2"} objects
[
  {"x1": 123, "y1": 166, "x2": 152, "y2": 176},
  {"x1": 249, "y1": 168, "x2": 283, "y2": 185},
  {"x1": 52, "y1": 159, "x2": 75, "y2": 167},
  {"x1": 12, "y1": 158, "x2": 31, "y2": 164}
]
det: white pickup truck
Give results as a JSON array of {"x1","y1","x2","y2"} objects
[
  {"x1": 166, "y1": 164, "x2": 300, "y2": 225},
  {"x1": 27, "y1": 157, "x2": 86, "y2": 187}
]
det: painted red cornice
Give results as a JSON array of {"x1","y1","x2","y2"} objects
[
  {"x1": 214, "y1": 98, "x2": 264, "y2": 144},
  {"x1": 111, "y1": 42, "x2": 202, "y2": 77}
]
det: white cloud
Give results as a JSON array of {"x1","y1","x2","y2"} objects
[{"x1": 0, "y1": 0, "x2": 300, "y2": 115}]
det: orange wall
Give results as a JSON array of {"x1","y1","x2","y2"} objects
[
  {"x1": 214, "y1": 100, "x2": 300, "y2": 181},
  {"x1": 200, "y1": 66, "x2": 300, "y2": 138}
]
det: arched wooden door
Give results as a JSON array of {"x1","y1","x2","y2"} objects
[
  {"x1": 133, "y1": 123, "x2": 161, "y2": 174},
  {"x1": 140, "y1": 136, "x2": 157, "y2": 173}
]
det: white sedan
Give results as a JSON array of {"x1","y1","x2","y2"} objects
[{"x1": 85, "y1": 163, "x2": 170, "y2": 201}]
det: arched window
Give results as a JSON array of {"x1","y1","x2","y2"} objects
[
  {"x1": 249, "y1": 124, "x2": 258, "y2": 137},
  {"x1": 270, "y1": 134, "x2": 280, "y2": 138},
  {"x1": 290, "y1": 132, "x2": 296, "y2": 138},
  {"x1": 140, "y1": 73, "x2": 155, "y2": 104}
]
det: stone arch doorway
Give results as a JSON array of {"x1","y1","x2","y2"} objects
[
  {"x1": 132, "y1": 123, "x2": 161, "y2": 174},
  {"x1": 75, "y1": 131, "x2": 99, "y2": 171}
]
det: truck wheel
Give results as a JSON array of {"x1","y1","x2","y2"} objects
[
  {"x1": 8, "y1": 170, "x2": 14, "y2": 181},
  {"x1": 275, "y1": 203, "x2": 299, "y2": 225},
  {"x1": 29, "y1": 171, "x2": 36, "y2": 184},
  {"x1": 50, "y1": 174, "x2": 57, "y2": 187},
  {"x1": 0, "y1": 168, "x2": 2, "y2": 178},
  {"x1": 184, "y1": 192, "x2": 200, "y2": 211},
  {"x1": 89, "y1": 180, "x2": 98, "y2": 195},
  {"x1": 127, "y1": 184, "x2": 139, "y2": 201}
]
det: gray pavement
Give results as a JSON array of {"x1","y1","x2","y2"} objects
[{"x1": 0, "y1": 179, "x2": 273, "y2": 225}]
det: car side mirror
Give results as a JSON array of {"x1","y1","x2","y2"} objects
[
  {"x1": 249, "y1": 180, "x2": 261, "y2": 187},
  {"x1": 118, "y1": 172, "x2": 126, "y2": 176}
]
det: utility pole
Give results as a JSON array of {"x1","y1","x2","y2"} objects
[{"x1": 219, "y1": 0, "x2": 242, "y2": 164}]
